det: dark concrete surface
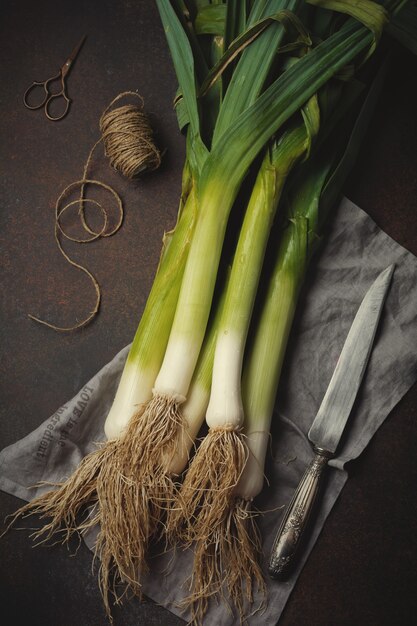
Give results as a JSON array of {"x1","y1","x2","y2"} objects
[{"x1": 0, "y1": 2, "x2": 416, "y2": 625}]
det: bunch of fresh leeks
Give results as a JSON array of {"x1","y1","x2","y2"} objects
[{"x1": 8, "y1": 0, "x2": 417, "y2": 623}]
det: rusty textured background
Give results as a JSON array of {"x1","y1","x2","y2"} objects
[{"x1": 0, "y1": 1, "x2": 416, "y2": 625}]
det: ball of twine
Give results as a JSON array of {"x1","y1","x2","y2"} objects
[
  {"x1": 99, "y1": 91, "x2": 161, "y2": 178},
  {"x1": 30, "y1": 92, "x2": 161, "y2": 332}
]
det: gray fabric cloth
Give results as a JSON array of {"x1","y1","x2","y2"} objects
[{"x1": 1, "y1": 197, "x2": 417, "y2": 625}]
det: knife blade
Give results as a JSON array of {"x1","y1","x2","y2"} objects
[{"x1": 268, "y1": 264, "x2": 394, "y2": 579}]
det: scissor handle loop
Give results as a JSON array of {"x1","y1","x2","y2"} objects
[
  {"x1": 44, "y1": 91, "x2": 71, "y2": 121},
  {"x1": 23, "y1": 79, "x2": 51, "y2": 110},
  {"x1": 23, "y1": 71, "x2": 70, "y2": 120}
]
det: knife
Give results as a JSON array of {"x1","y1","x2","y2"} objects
[{"x1": 268, "y1": 264, "x2": 395, "y2": 579}]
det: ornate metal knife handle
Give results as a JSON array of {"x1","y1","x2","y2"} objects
[{"x1": 268, "y1": 446, "x2": 334, "y2": 579}]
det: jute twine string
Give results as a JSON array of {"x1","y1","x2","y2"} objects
[{"x1": 29, "y1": 92, "x2": 161, "y2": 332}]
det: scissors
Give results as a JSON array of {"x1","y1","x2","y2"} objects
[{"x1": 23, "y1": 36, "x2": 86, "y2": 121}]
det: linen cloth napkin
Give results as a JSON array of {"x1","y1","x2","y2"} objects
[{"x1": 1, "y1": 197, "x2": 416, "y2": 625}]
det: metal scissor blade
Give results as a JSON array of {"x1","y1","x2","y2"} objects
[
  {"x1": 68, "y1": 35, "x2": 86, "y2": 63},
  {"x1": 61, "y1": 35, "x2": 86, "y2": 75},
  {"x1": 308, "y1": 264, "x2": 394, "y2": 453}
]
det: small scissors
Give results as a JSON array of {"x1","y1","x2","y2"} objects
[{"x1": 23, "y1": 36, "x2": 86, "y2": 121}]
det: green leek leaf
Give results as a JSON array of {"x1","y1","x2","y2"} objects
[
  {"x1": 200, "y1": 7, "x2": 311, "y2": 96},
  {"x1": 307, "y1": 0, "x2": 388, "y2": 57},
  {"x1": 157, "y1": 0, "x2": 209, "y2": 171},
  {"x1": 204, "y1": 20, "x2": 375, "y2": 191},
  {"x1": 225, "y1": 0, "x2": 248, "y2": 48},
  {"x1": 195, "y1": 4, "x2": 226, "y2": 35},
  {"x1": 212, "y1": 0, "x2": 301, "y2": 144}
]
